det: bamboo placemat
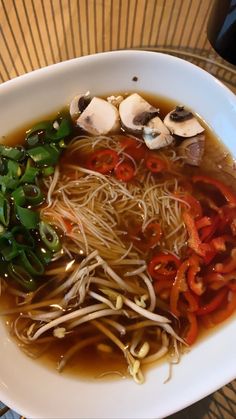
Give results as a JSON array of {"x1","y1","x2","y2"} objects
[{"x1": 0, "y1": 1, "x2": 235, "y2": 418}]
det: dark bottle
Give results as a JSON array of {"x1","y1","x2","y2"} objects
[{"x1": 207, "y1": 0, "x2": 236, "y2": 65}]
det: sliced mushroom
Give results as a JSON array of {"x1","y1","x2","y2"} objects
[
  {"x1": 69, "y1": 92, "x2": 91, "y2": 119},
  {"x1": 143, "y1": 116, "x2": 174, "y2": 150},
  {"x1": 178, "y1": 134, "x2": 205, "y2": 166},
  {"x1": 164, "y1": 106, "x2": 204, "y2": 138},
  {"x1": 119, "y1": 93, "x2": 159, "y2": 133},
  {"x1": 76, "y1": 97, "x2": 120, "y2": 136}
]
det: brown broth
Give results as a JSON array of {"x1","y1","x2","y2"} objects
[{"x1": 0, "y1": 92, "x2": 236, "y2": 381}]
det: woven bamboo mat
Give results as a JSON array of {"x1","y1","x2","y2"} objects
[{"x1": 0, "y1": 1, "x2": 235, "y2": 418}]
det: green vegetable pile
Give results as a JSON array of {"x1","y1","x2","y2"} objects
[{"x1": 0, "y1": 116, "x2": 72, "y2": 291}]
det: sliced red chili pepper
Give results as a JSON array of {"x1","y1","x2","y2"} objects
[
  {"x1": 119, "y1": 136, "x2": 146, "y2": 161},
  {"x1": 183, "y1": 211, "x2": 208, "y2": 257},
  {"x1": 220, "y1": 205, "x2": 236, "y2": 236},
  {"x1": 183, "y1": 290, "x2": 199, "y2": 312},
  {"x1": 200, "y1": 214, "x2": 220, "y2": 242},
  {"x1": 63, "y1": 219, "x2": 74, "y2": 234},
  {"x1": 215, "y1": 248, "x2": 236, "y2": 274},
  {"x1": 133, "y1": 222, "x2": 162, "y2": 251},
  {"x1": 114, "y1": 161, "x2": 135, "y2": 182},
  {"x1": 184, "y1": 312, "x2": 198, "y2": 345},
  {"x1": 210, "y1": 235, "x2": 232, "y2": 252},
  {"x1": 203, "y1": 247, "x2": 217, "y2": 265},
  {"x1": 87, "y1": 149, "x2": 119, "y2": 174},
  {"x1": 170, "y1": 259, "x2": 189, "y2": 316},
  {"x1": 187, "y1": 256, "x2": 205, "y2": 295},
  {"x1": 148, "y1": 252, "x2": 181, "y2": 281},
  {"x1": 205, "y1": 271, "x2": 236, "y2": 290},
  {"x1": 145, "y1": 155, "x2": 167, "y2": 173},
  {"x1": 178, "y1": 193, "x2": 203, "y2": 219},
  {"x1": 196, "y1": 287, "x2": 228, "y2": 316},
  {"x1": 193, "y1": 175, "x2": 236, "y2": 205},
  {"x1": 195, "y1": 216, "x2": 211, "y2": 230}
]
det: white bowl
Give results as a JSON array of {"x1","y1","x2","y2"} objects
[{"x1": 0, "y1": 51, "x2": 236, "y2": 419}]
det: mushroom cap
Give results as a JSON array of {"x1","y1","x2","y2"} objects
[
  {"x1": 178, "y1": 134, "x2": 205, "y2": 166},
  {"x1": 119, "y1": 93, "x2": 159, "y2": 133},
  {"x1": 143, "y1": 129, "x2": 174, "y2": 150},
  {"x1": 143, "y1": 116, "x2": 174, "y2": 150},
  {"x1": 147, "y1": 116, "x2": 170, "y2": 135},
  {"x1": 76, "y1": 97, "x2": 120, "y2": 136},
  {"x1": 69, "y1": 92, "x2": 90, "y2": 119},
  {"x1": 164, "y1": 108, "x2": 204, "y2": 137}
]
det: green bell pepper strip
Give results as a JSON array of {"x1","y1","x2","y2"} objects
[
  {"x1": 8, "y1": 263, "x2": 37, "y2": 291},
  {"x1": 16, "y1": 206, "x2": 39, "y2": 229},
  {"x1": 27, "y1": 144, "x2": 61, "y2": 166},
  {"x1": 19, "y1": 249, "x2": 44, "y2": 276},
  {"x1": 0, "y1": 144, "x2": 25, "y2": 161},
  {"x1": 0, "y1": 193, "x2": 10, "y2": 226},
  {"x1": 39, "y1": 221, "x2": 61, "y2": 252}
]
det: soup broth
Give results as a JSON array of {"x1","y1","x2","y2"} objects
[{"x1": 0, "y1": 92, "x2": 236, "y2": 382}]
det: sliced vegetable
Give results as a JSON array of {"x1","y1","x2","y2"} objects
[
  {"x1": 87, "y1": 149, "x2": 119, "y2": 174},
  {"x1": 16, "y1": 206, "x2": 39, "y2": 229},
  {"x1": 20, "y1": 159, "x2": 39, "y2": 184},
  {"x1": 119, "y1": 137, "x2": 146, "y2": 161},
  {"x1": 215, "y1": 248, "x2": 236, "y2": 274},
  {"x1": 145, "y1": 155, "x2": 167, "y2": 173},
  {"x1": 26, "y1": 117, "x2": 72, "y2": 143},
  {"x1": 148, "y1": 252, "x2": 180, "y2": 281},
  {"x1": 134, "y1": 222, "x2": 162, "y2": 251},
  {"x1": 210, "y1": 291, "x2": 236, "y2": 324},
  {"x1": 196, "y1": 287, "x2": 228, "y2": 315},
  {"x1": 170, "y1": 259, "x2": 189, "y2": 316},
  {"x1": 11, "y1": 226, "x2": 34, "y2": 249},
  {"x1": 179, "y1": 193, "x2": 203, "y2": 219},
  {"x1": 8, "y1": 263, "x2": 37, "y2": 291},
  {"x1": 27, "y1": 144, "x2": 61, "y2": 166},
  {"x1": 182, "y1": 211, "x2": 208, "y2": 257},
  {"x1": 39, "y1": 221, "x2": 61, "y2": 252},
  {"x1": 193, "y1": 175, "x2": 236, "y2": 205},
  {"x1": 187, "y1": 256, "x2": 205, "y2": 295},
  {"x1": 23, "y1": 184, "x2": 44, "y2": 205},
  {"x1": 0, "y1": 193, "x2": 10, "y2": 226},
  {"x1": 114, "y1": 161, "x2": 135, "y2": 182},
  {"x1": 41, "y1": 166, "x2": 55, "y2": 177},
  {"x1": 184, "y1": 313, "x2": 198, "y2": 345},
  {"x1": 11, "y1": 186, "x2": 26, "y2": 206},
  {"x1": 0, "y1": 144, "x2": 25, "y2": 161},
  {"x1": 19, "y1": 249, "x2": 44, "y2": 276}
]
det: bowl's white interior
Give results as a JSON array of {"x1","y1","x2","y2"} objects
[{"x1": 0, "y1": 51, "x2": 236, "y2": 419}]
